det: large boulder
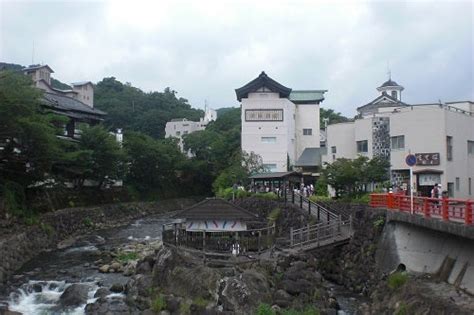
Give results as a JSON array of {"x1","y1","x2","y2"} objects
[
  {"x1": 218, "y1": 269, "x2": 272, "y2": 314},
  {"x1": 59, "y1": 283, "x2": 90, "y2": 308}
]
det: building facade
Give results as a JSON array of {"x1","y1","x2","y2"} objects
[
  {"x1": 236, "y1": 72, "x2": 326, "y2": 173},
  {"x1": 22, "y1": 64, "x2": 106, "y2": 139},
  {"x1": 165, "y1": 106, "x2": 217, "y2": 153},
  {"x1": 323, "y1": 79, "x2": 474, "y2": 199}
]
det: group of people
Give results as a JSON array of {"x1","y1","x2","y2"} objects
[{"x1": 293, "y1": 183, "x2": 314, "y2": 197}]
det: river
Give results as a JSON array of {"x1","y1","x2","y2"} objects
[{"x1": 0, "y1": 214, "x2": 363, "y2": 314}]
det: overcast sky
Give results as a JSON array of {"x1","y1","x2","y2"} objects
[{"x1": 1, "y1": 0, "x2": 472, "y2": 116}]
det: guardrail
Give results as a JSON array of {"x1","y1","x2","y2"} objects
[
  {"x1": 370, "y1": 193, "x2": 473, "y2": 225},
  {"x1": 289, "y1": 218, "x2": 352, "y2": 248}
]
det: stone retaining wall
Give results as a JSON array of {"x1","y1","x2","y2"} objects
[{"x1": 0, "y1": 198, "x2": 198, "y2": 286}]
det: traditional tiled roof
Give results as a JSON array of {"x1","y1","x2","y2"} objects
[
  {"x1": 173, "y1": 198, "x2": 259, "y2": 221},
  {"x1": 235, "y1": 71, "x2": 292, "y2": 101},
  {"x1": 42, "y1": 92, "x2": 106, "y2": 117},
  {"x1": 289, "y1": 90, "x2": 327, "y2": 104},
  {"x1": 23, "y1": 64, "x2": 54, "y2": 73},
  {"x1": 71, "y1": 81, "x2": 93, "y2": 86},
  {"x1": 249, "y1": 171, "x2": 302, "y2": 179},
  {"x1": 357, "y1": 92, "x2": 409, "y2": 112}
]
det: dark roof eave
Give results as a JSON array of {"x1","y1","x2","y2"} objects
[{"x1": 235, "y1": 71, "x2": 292, "y2": 101}]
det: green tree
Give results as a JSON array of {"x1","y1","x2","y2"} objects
[
  {"x1": 320, "y1": 108, "x2": 350, "y2": 126},
  {"x1": 76, "y1": 126, "x2": 126, "y2": 189},
  {"x1": 124, "y1": 132, "x2": 185, "y2": 196},
  {"x1": 0, "y1": 71, "x2": 63, "y2": 215}
]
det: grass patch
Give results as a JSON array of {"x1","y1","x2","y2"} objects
[
  {"x1": 388, "y1": 272, "x2": 408, "y2": 290},
  {"x1": 151, "y1": 294, "x2": 166, "y2": 312},
  {"x1": 255, "y1": 192, "x2": 278, "y2": 200},
  {"x1": 281, "y1": 306, "x2": 320, "y2": 315},
  {"x1": 395, "y1": 302, "x2": 408, "y2": 315},
  {"x1": 256, "y1": 303, "x2": 275, "y2": 315},
  {"x1": 82, "y1": 217, "x2": 93, "y2": 227},
  {"x1": 192, "y1": 296, "x2": 209, "y2": 308},
  {"x1": 373, "y1": 217, "x2": 385, "y2": 229},
  {"x1": 179, "y1": 301, "x2": 191, "y2": 315},
  {"x1": 117, "y1": 251, "x2": 139, "y2": 262},
  {"x1": 40, "y1": 223, "x2": 54, "y2": 236}
]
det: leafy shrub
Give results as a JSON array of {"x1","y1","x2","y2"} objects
[
  {"x1": 40, "y1": 223, "x2": 54, "y2": 236},
  {"x1": 255, "y1": 192, "x2": 278, "y2": 200},
  {"x1": 267, "y1": 207, "x2": 281, "y2": 222},
  {"x1": 373, "y1": 217, "x2": 385, "y2": 228},
  {"x1": 315, "y1": 177, "x2": 328, "y2": 196},
  {"x1": 236, "y1": 189, "x2": 251, "y2": 198},
  {"x1": 387, "y1": 272, "x2": 408, "y2": 290},
  {"x1": 216, "y1": 187, "x2": 234, "y2": 200},
  {"x1": 281, "y1": 307, "x2": 320, "y2": 315},
  {"x1": 1, "y1": 181, "x2": 26, "y2": 216},
  {"x1": 82, "y1": 217, "x2": 93, "y2": 227},
  {"x1": 151, "y1": 294, "x2": 167, "y2": 312},
  {"x1": 192, "y1": 297, "x2": 209, "y2": 307},
  {"x1": 256, "y1": 303, "x2": 275, "y2": 315},
  {"x1": 309, "y1": 195, "x2": 332, "y2": 203}
]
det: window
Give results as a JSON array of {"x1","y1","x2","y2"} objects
[
  {"x1": 447, "y1": 136, "x2": 453, "y2": 161},
  {"x1": 357, "y1": 140, "x2": 368, "y2": 153},
  {"x1": 183, "y1": 131, "x2": 188, "y2": 135},
  {"x1": 263, "y1": 164, "x2": 277, "y2": 171},
  {"x1": 391, "y1": 135, "x2": 405, "y2": 150},
  {"x1": 391, "y1": 91, "x2": 397, "y2": 99},
  {"x1": 447, "y1": 182, "x2": 454, "y2": 197},
  {"x1": 261, "y1": 137, "x2": 276, "y2": 143},
  {"x1": 469, "y1": 178, "x2": 472, "y2": 195},
  {"x1": 331, "y1": 146, "x2": 336, "y2": 154},
  {"x1": 303, "y1": 128, "x2": 312, "y2": 136},
  {"x1": 468, "y1": 141, "x2": 474, "y2": 155},
  {"x1": 176, "y1": 131, "x2": 181, "y2": 136},
  {"x1": 455, "y1": 177, "x2": 460, "y2": 191}
]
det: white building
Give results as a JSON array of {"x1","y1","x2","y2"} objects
[
  {"x1": 165, "y1": 106, "x2": 217, "y2": 153},
  {"x1": 323, "y1": 78, "x2": 474, "y2": 199},
  {"x1": 236, "y1": 72, "x2": 327, "y2": 174}
]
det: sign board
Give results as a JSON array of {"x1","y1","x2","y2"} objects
[
  {"x1": 405, "y1": 154, "x2": 417, "y2": 167},
  {"x1": 418, "y1": 174, "x2": 441, "y2": 186},
  {"x1": 415, "y1": 153, "x2": 440, "y2": 166}
]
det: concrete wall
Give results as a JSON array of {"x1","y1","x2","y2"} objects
[
  {"x1": 376, "y1": 219, "x2": 474, "y2": 294},
  {"x1": 354, "y1": 117, "x2": 373, "y2": 158}
]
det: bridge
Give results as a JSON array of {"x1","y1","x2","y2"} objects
[
  {"x1": 283, "y1": 192, "x2": 353, "y2": 252},
  {"x1": 369, "y1": 193, "x2": 474, "y2": 294}
]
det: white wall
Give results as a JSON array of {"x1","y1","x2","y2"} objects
[
  {"x1": 165, "y1": 119, "x2": 206, "y2": 153},
  {"x1": 295, "y1": 104, "x2": 320, "y2": 159},
  {"x1": 354, "y1": 118, "x2": 373, "y2": 158},
  {"x1": 323, "y1": 122, "x2": 356, "y2": 164},
  {"x1": 241, "y1": 92, "x2": 296, "y2": 172}
]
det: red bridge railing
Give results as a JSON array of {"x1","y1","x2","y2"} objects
[{"x1": 370, "y1": 193, "x2": 473, "y2": 225}]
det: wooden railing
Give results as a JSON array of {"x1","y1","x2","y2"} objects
[
  {"x1": 162, "y1": 224, "x2": 276, "y2": 253},
  {"x1": 370, "y1": 193, "x2": 473, "y2": 225}
]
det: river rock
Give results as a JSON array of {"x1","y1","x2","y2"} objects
[
  {"x1": 110, "y1": 262, "x2": 122, "y2": 271},
  {"x1": 110, "y1": 283, "x2": 124, "y2": 293},
  {"x1": 94, "y1": 288, "x2": 111, "y2": 298},
  {"x1": 59, "y1": 283, "x2": 90, "y2": 308},
  {"x1": 99, "y1": 265, "x2": 109, "y2": 273}
]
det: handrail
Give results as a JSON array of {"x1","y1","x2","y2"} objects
[
  {"x1": 285, "y1": 191, "x2": 339, "y2": 222},
  {"x1": 369, "y1": 193, "x2": 473, "y2": 225}
]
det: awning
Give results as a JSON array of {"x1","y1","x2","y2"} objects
[{"x1": 294, "y1": 147, "x2": 327, "y2": 167}]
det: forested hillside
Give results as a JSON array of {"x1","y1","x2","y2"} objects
[{"x1": 94, "y1": 77, "x2": 203, "y2": 139}]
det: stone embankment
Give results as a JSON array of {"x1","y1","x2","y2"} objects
[{"x1": 0, "y1": 198, "x2": 198, "y2": 285}]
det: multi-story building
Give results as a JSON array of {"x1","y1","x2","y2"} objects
[
  {"x1": 236, "y1": 72, "x2": 327, "y2": 174},
  {"x1": 323, "y1": 78, "x2": 474, "y2": 198},
  {"x1": 22, "y1": 64, "x2": 106, "y2": 139},
  {"x1": 165, "y1": 106, "x2": 217, "y2": 153}
]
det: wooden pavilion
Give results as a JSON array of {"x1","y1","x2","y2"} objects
[
  {"x1": 249, "y1": 171, "x2": 303, "y2": 193},
  {"x1": 162, "y1": 198, "x2": 275, "y2": 253}
]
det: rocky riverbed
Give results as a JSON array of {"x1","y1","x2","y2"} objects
[{"x1": 1, "y1": 199, "x2": 473, "y2": 315}]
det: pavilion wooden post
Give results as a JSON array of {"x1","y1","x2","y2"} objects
[
  {"x1": 308, "y1": 201, "x2": 311, "y2": 216},
  {"x1": 202, "y1": 230, "x2": 206, "y2": 251}
]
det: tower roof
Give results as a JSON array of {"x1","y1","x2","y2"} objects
[
  {"x1": 379, "y1": 79, "x2": 401, "y2": 88},
  {"x1": 235, "y1": 71, "x2": 292, "y2": 101}
]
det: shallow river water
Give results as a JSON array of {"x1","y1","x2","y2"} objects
[{"x1": 1, "y1": 214, "x2": 363, "y2": 314}]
